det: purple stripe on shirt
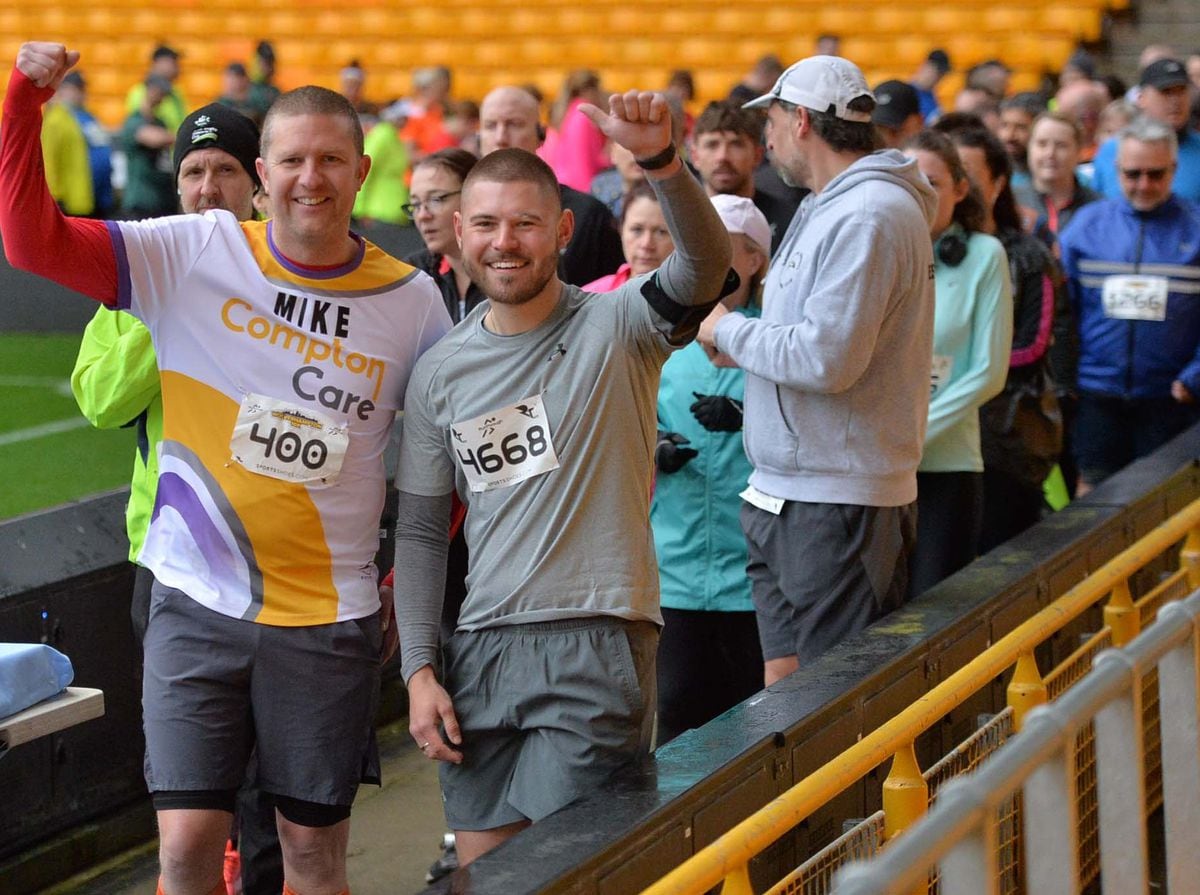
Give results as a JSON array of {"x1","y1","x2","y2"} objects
[
  {"x1": 104, "y1": 221, "x2": 133, "y2": 310},
  {"x1": 153, "y1": 472, "x2": 244, "y2": 578},
  {"x1": 266, "y1": 221, "x2": 365, "y2": 279}
]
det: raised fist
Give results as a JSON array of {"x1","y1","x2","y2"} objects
[{"x1": 16, "y1": 42, "x2": 79, "y2": 90}]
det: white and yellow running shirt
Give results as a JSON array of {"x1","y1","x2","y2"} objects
[{"x1": 108, "y1": 211, "x2": 450, "y2": 625}]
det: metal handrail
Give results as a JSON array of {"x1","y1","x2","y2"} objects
[
  {"x1": 831, "y1": 587, "x2": 1200, "y2": 895},
  {"x1": 641, "y1": 497, "x2": 1200, "y2": 895}
]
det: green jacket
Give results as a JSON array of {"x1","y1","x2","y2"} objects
[
  {"x1": 353, "y1": 121, "x2": 410, "y2": 225},
  {"x1": 71, "y1": 308, "x2": 161, "y2": 562},
  {"x1": 124, "y1": 83, "x2": 188, "y2": 134}
]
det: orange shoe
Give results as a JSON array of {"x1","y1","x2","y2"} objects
[{"x1": 223, "y1": 838, "x2": 242, "y2": 895}]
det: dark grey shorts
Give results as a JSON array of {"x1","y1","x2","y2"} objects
[
  {"x1": 742, "y1": 500, "x2": 916, "y2": 663},
  {"x1": 439, "y1": 617, "x2": 657, "y2": 831},
  {"x1": 142, "y1": 582, "x2": 381, "y2": 807}
]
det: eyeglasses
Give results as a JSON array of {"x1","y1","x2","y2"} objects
[
  {"x1": 401, "y1": 190, "x2": 461, "y2": 216},
  {"x1": 1119, "y1": 167, "x2": 1170, "y2": 182}
]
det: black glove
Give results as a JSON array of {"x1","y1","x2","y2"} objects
[
  {"x1": 655, "y1": 431, "x2": 698, "y2": 473},
  {"x1": 690, "y1": 392, "x2": 743, "y2": 432}
]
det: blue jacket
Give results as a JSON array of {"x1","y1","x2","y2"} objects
[
  {"x1": 1059, "y1": 195, "x2": 1200, "y2": 399},
  {"x1": 651, "y1": 322, "x2": 756, "y2": 614}
]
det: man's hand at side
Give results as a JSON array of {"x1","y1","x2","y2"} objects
[
  {"x1": 16, "y1": 42, "x2": 79, "y2": 90},
  {"x1": 378, "y1": 577, "x2": 399, "y2": 665},
  {"x1": 407, "y1": 665, "x2": 463, "y2": 763}
]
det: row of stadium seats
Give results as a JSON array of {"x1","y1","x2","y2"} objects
[
  {"x1": 0, "y1": 6, "x2": 1107, "y2": 42},
  {"x1": 0, "y1": 0, "x2": 1111, "y2": 129}
]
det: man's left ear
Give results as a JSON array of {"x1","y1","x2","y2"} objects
[
  {"x1": 558, "y1": 208, "x2": 575, "y2": 250},
  {"x1": 357, "y1": 154, "x2": 372, "y2": 188}
]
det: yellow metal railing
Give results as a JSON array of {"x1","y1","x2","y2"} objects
[{"x1": 642, "y1": 497, "x2": 1200, "y2": 895}]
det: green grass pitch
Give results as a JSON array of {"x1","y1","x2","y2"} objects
[{"x1": 0, "y1": 332, "x2": 138, "y2": 520}]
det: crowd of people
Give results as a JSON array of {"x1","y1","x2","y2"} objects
[{"x1": 9, "y1": 28, "x2": 1200, "y2": 895}]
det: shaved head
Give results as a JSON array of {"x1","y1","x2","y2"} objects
[{"x1": 480, "y1": 86, "x2": 543, "y2": 155}]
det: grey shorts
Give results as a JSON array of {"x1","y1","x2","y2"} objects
[
  {"x1": 439, "y1": 617, "x2": 658, "y2": 831},
  {"x1": 142, "y1": 582, "x2": 381, "y2": 807},
  {"x1": 742, "y1": 500, "x2": 916, "y2": 663}
]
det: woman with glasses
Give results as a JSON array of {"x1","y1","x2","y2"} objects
[{"x1": 404, "y1": 148, "x2": 482, "y2": 324}]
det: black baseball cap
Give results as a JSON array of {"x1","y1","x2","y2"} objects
[
  {"x1": 1140, "y1": 58, "x2": 1188, "y2": 90},
  {"x1": 151, "y1": 44, "x2": 180, "y2": 62},
  {"x1": 872, "y1": 80, "x2": 921, "y2": 128},
  {"x1": 62, "y1": 71, "x2": 85, "y2": 89},
  {"x1": 173, "y1": 103, "x2": 261, "y2": 188}
]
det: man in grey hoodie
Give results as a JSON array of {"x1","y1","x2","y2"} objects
[{"x1": 699, "y1": 56, "x2": 938, "y2": 686}]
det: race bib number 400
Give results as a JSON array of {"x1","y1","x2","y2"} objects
[
  {"x1": 1102, "y1": 274, "x2": 1168, "y2": 321},
  {"x1": 451, "y1": 394, "x2": 560, "y2": 493},
  {"x1": 230, "y1": 393, "x2": 349, "y2": 484}
]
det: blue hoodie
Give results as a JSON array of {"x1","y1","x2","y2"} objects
[{"x1": 712, "y1": 150, "x2": 938, "y2": 506}]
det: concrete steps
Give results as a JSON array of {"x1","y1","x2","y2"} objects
[{"x1": 1102, "y1": 0, "x2": 1200, "y2": 81}]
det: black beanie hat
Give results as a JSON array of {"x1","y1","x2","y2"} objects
[{"x1": 173, "y1": 103, "x2": 261, "y2": 188}]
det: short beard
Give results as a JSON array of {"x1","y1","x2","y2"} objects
[
  {"x1": 770, "y1": 152, "x2": 809, "y2": 191},
  {"x1": 464, "y1": 252, "x2": 559, "y2": 306}
]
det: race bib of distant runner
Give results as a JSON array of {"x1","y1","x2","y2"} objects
[
  {"x1": 451, "y1": 394, "x2": 559, "y2": 492},
  {"x1": 1102, "y1": 275, "x2": 1168, "y2": 321},
  {"x1": 230, "y1": 393, "x2": 349, "y2": 483},
  {"x1": 930, "y1": 355, "x2": 954, "y2": 395}
]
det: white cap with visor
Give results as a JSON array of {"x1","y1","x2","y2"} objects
[{"x1": 742, "y1": 55, "x2": 875, "y2": 123}]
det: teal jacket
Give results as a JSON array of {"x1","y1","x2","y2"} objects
[
  {"x1": 651, "y1": 309, "x2": 759, "y2": 612},
  {"x1": 71, "y1": 308, "x2": 161, "y2": 562},
  {"x1": 920, "y1": 228, "x2": 1013, "y2": 473}
]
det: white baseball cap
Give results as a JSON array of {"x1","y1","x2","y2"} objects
[
  {"x1": 742, "y1": 55, "x2": 874, "y2": 123},
  {"x1": 710, "y1": 194, "x2": 772, "y2": 258}
]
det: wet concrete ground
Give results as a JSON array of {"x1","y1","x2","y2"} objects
[{"x1": 41, "y1": 719, "x2": 447, "y2": 895}]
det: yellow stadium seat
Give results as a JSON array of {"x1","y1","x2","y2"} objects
[
  {"x1": 870, "y1": 7, "x2": 912, "y2": 37},
  {"x1": 759, "y1": 8, "x2": 811, "y2": 35},
  {"x1": 400, "y1": 7, "x2": 445, "y2": 37},
  {"x1": 507, "y1": 9, "x2": 546, "y2": 35},
  {"x1": 981, "y1": 7, "x2": 1036, "y2": 34},
  {"x1": 705, "y1": 8, "x2": 763, "y2": 34},
  {"x1": 921, "y1": 7, "x2": 977, "y2": 38},
  {"x1": 1041, "y1": 6, "x2": 1103, "y2": 42},
  {"x1": 817, "y1": 7, "x2": 865, "y2": 37},
  {"x1": 554, "y1": 9, "x2": 608, "y2": 35},
  {"x1": 457, "y1": 9, "x2": 506, "y2": 37}
]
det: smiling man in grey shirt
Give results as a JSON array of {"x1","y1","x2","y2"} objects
[{"x1": 392, "y1": 90, "x2": 733, "y2": 866}]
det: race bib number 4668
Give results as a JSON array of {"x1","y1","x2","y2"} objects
[
  {"x1": 451, "y1": 394, "x2": 560, "y2": 493},
  {"x1": 230, "y1": 393, "x2": 349, "y2": 484}
]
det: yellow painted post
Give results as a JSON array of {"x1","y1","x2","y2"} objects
[
  {"x1": 882, "y1": 741, "x2": 928, "y2": 840},
  {"x1": 1181, "y1": 526, "x2": 1200, "y2": 589},
  {"x1": 1103, "y1": 578, "x2": 1139, "y2": 647},
  {"x1": 719, "y1": 864, "x2": 754, "y2": 895},
  {"x1": 1007, "y1": 650, "x2": 1048, "y2": 732}
]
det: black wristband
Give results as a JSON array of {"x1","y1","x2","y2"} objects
[{"x1": 635, "y1": 142, "x2": 677, "y2": 170}]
